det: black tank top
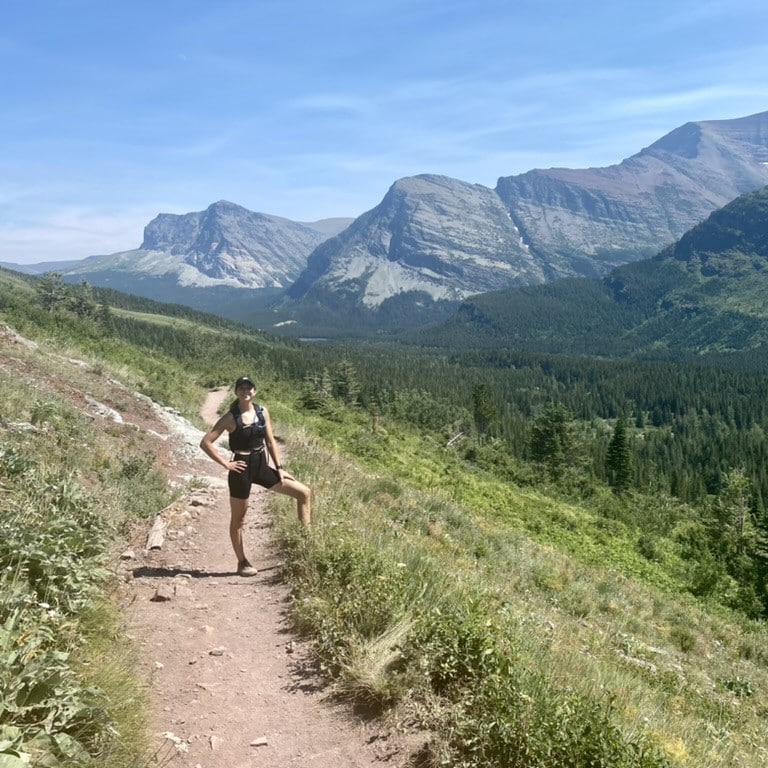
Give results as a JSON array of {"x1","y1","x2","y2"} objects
[{"x1": 229, "y1": 404, "x2": 266, "y2": 452}]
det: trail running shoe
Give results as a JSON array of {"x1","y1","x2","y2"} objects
[{"x1": 237, "y1": 559, "x2": 258, "y2": 577}]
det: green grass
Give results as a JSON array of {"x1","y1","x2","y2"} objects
[
  {"x1": 0, "y1": 348, "x2": 180, "y2": 767},
  {"x1": 266, "y1": 401, "x2": 768, "y2": 767}
]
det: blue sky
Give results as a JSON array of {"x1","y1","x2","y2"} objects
[{"x1": 2, "y1": 0, "x2": 768, "y2": 264}]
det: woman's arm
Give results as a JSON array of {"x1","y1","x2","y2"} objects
[{"x1": 199, "y1": 413, "x2": 238, "y2": 470}]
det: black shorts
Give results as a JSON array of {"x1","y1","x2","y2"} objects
[{"x1": 228, "y1": 450, "x2": 281, "y2": 499}]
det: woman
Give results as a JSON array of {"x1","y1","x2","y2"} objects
[{"x1": 199, "y1": 376, "x2": 311, "y2": 576}]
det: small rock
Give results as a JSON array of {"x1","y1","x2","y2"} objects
[
  {"x1": 86, "y1": 396, "x2": 123, "y2": 423},
  {"x1": 174, "y1": 583, "x2": 193, "y2": 599},
  {"x1": 208, "y1": 646, "x2": 226, "y2": 656},
  {"x1": 120, "y1": 550, "x2": 136, "y2": 560},
  {"x1": 250, "y1": 736, "x2": 269, "y2": 747},
  {"x1": 209, "y1": 735, "x2": 222, "y2": 751},
  {"x1": 151, "y1": 584, "x2": 174, "y2": 602}
]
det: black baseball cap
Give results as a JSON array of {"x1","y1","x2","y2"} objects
[{"x1": 234, "y1": 376, "x2": 255, "y2": 390}]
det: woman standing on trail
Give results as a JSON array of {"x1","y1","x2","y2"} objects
[{"x1": 199, "y1": 376, "x2": 311, "y2": 576}]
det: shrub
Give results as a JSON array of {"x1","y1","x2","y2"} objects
[{"x1": 286, "y1": 526, "x2": 410, "y2": 675}]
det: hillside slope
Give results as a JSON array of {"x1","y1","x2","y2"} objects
[{"x1": 0, "y1": 323, "x2": 415, "y2": 767}]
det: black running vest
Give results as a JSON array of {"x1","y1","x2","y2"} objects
[{"x1": 229, "y1": 404, "x2": 266, "y2": 452}]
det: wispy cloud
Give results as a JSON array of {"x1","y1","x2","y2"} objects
[{"x1": 0, "y1": 206, "x2": 160, "y2": 262}]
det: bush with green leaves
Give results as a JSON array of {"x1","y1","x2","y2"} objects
[
  {"x1": 0, "y1": 449, "x2": 114, "y2": 765},
  {"x1": 285, "y1": 524, "x2": 410, "y2": 674},
  {"x1": 0, "y1": 406, "x2": 167, "y2": 767}
]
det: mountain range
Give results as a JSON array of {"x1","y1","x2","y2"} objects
[
  {"x1": 8, "y1": 109, "x2": 768, "y2": 333},
  {"x1": 411, "y1": 185, "x2": 768, "y2": 362}
]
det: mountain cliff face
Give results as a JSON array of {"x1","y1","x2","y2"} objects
[
  {"x1": 288, "y1": 175, "x2": 546, "y2": 307},
  {"x1": 418, "y1": 185, "x2": 768, "y2": 357},
  {"x1": 496, "y1": 112, "x2": 768, "y2": 277},
  {"x1": 64, "y1": 201, "x2": 353, "y2": 290},
  {"x1": 287, "y1": 111, "x2": 768, "y2": 319}
]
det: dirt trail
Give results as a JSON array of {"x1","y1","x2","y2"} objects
[{"x1": 123, "y1": 389, "x2": 408, "y2": 768}]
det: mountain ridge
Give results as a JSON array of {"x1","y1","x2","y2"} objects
[
  {"x1": 409, "y1": 184, "x2": 768, "y2": 358},
  {"x1": 5, "y1": 110, "x2": 768, "y2": 334},
  {"x1": 272, "y1": 110, "x2": 768, "y2": 334}
]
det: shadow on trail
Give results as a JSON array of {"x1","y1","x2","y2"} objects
[{"x1": 132, "y1": 564, "x2": 281, "y2": 580}]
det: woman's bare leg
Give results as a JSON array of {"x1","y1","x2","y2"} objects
[
  {"x1": 229, "y1": 496, "x2": 249, "y2": 562},
  {"x1": 272, "y1": 479, "x2": 311, "y2": 526}
]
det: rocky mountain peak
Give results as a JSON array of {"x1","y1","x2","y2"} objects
[
  {"x1": 288, "y1": 173, "x2": 545, "y2": 309},
  {"x1": 494, "y1": 110, "x2": 768, "y2": 278},
  {"x1": 135, "y1": 201, "x2": 352, "y2": 288},
  {"x1": 42, "y1": 109, "x2": 768, "y2": 336}
]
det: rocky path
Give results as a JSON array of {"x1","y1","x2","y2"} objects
[{"x1": 121, "y1": 389, "x2": 408, "y2": 767}]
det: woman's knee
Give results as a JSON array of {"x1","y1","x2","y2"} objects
[
  {"x1": 286, "y1": 482, "x2": 310, "y2": 505},
  {"x1": 229, "y1": 498, "x2": 248, "y2": 523}
]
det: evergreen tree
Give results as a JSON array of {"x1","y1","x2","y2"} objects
[
  {"x1": 712, "y1": 468, "x2": 768, "y2": 616},
  {"x1": 529, "y1": 403, "x2": 577, "y2": 478},
  {"x1": 332, "y1": 358, "x2": 360, "y2": 407},
  {"x1": 95, "y1": 302, "x2": 113, "y2": 329},
  {"x1": 717, "y1": 468, "x2": 756, "y2": 555},
  {"x1": 606, "y1": 417, "x2": 632, "y2": 494},
  {"x1": 301, "y1": 368, "x2": 335, "y2": 414},
  {"x1": 472, "y1": 383, "x2": 498, "y2": 441},
  {"x1": 70, "y1": 280, "x2": 97, "y2": 318},
  {"x1": 36, "y1": 272, "x2": 66, "y2": 312}
]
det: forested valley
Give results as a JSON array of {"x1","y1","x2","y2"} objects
[{"x1": 15, "y1": 268, "x2": 768, "y2": 619}]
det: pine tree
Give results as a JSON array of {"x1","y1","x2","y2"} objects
[
  {"x1": 332, "y1": 358, "x2": 360, "y2": 407},
  {"x1": 606, "y1": 417, "x2": 632, "y2": 494},
  {"x1": 472, "y1": 383, "x2": 498, "y2": 441},
  {"x1": 36, "y1": 272, "x2": 66, "y2": 312},
  {"x1": 301, "y1": 369, "x2": 333, "y2": 412},
  {"x1": 95, "y1": 302, "x2": 113, "y2": 329},
  {"x1": 529, "y1": 403, "x2": 576, "y2": 478},
  {"x1": 70, "y1": 280, "x2": 97, "y2": 318}
]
